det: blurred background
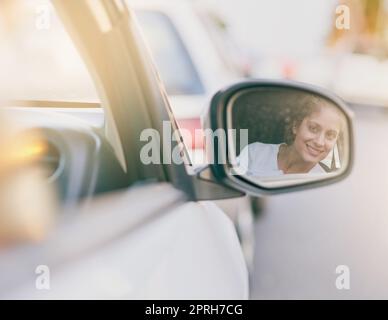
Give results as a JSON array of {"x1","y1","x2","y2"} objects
[{"x1": 202, "y1": 0, "x2": 388, "y2": 106}]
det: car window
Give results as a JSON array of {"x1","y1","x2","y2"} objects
[
  {"x1": 135, "y1": 9, "x2": 205, "y2": 95},
  {"x1": 0, "y1": 0, "x2": 99, "y2": 103}
]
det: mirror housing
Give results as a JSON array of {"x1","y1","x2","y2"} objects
[{"x1": 202, "y1": 79, "x2": 354, "y2": 196}]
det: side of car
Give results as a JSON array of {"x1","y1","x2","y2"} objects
[{"x1": 0, "y1": 0, "x2": 249, "y2": 299}]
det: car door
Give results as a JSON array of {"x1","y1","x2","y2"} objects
[
  {"x1": 0, "y1": 0, "x2": 248, "y2": 299},
  {"x1": 1, "y1": 183, "x2": 248, "y2": 299}
]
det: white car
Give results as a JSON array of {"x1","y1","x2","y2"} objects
[
  {"x1": 0, "y1": 0, "x2": 248, "y2": 299},
  {"x1": 0, "y1": 0, "x2": 353, "y2": 300}
]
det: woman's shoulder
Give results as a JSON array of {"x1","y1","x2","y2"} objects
[
  {"x1": 239, "y1": 142, "x2": 281, "y2": 166},
  {"x1": 237, "y1": 142, "x2": 282, "y2": 175},
  {"x1": 244, "y1": 142, "x2": 280, "y2": 156}
]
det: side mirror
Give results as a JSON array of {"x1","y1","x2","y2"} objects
[{"x1": 203, "y1": 80, "x2": 354, "y2": 195}]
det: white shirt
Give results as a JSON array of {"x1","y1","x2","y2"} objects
[{"x1": 237, "y1": 142, "x2": 326, "y2": 177}]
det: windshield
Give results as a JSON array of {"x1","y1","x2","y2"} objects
[
  {"x1": 135, "y1": 9, "x2": 205, "y2": 95},
  {"x1": 0, "y1": 0, "x2": 99, "y2": 103}
]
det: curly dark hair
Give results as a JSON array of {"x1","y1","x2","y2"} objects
[{"x1": 283, "y1": 95, "x2": 342, "y2": 145}]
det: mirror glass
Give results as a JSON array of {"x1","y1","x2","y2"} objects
[{"x1": 226, "y1": 86, "x2": 351, "y2": 188}]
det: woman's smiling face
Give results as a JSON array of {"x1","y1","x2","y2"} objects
[{"x1": 292, "y1": 105, "x2": 342, "y2": 164}]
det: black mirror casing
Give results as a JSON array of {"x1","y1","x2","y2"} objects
[{"x1": 203, "y1": 79, "x2": 355, "y2": 196}]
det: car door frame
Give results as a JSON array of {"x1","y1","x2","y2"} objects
[{"x1": 52, "y1": 0, "x2": 243, "y2": 201}]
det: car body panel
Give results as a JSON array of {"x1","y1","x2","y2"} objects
[{"x1": 1, "y1": 183, "x2": 248, "y2": 299}]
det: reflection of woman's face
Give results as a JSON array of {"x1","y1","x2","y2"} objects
[{"x1": 292, "y1": 106, "x2": 341, "y2": 164}]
